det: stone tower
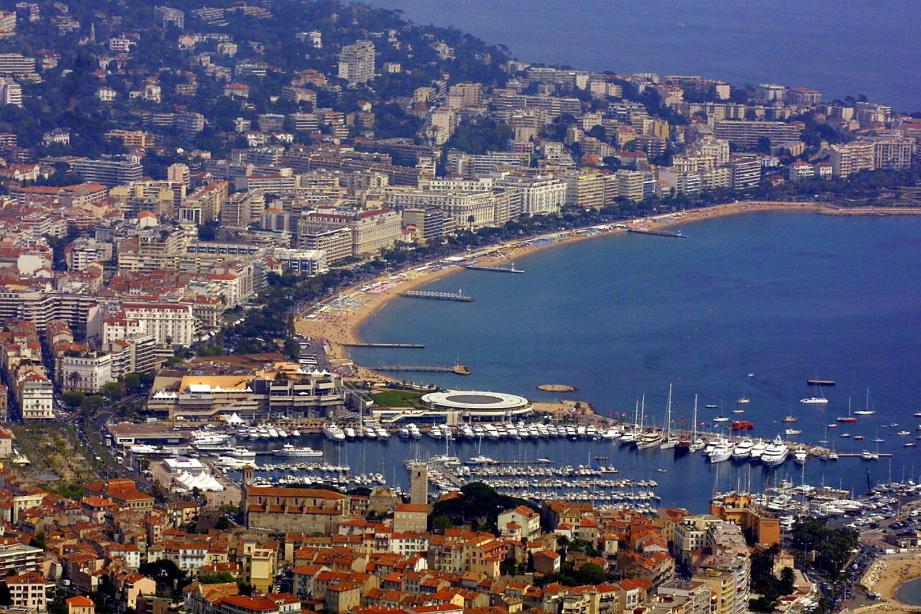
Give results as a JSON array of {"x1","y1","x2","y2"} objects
[{"x1": 409, "y1": 462, "x2": 428, "y2": 505}]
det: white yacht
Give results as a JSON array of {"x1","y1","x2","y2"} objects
[
  {"x1": 636, "y1": 430, "x2": 663, "y2": 449},
  {"x1": 793, "y1": 446, "x2": 808, "y2": 465},
  {"x1": 323, "y1": 423, "x2": 346, "y2": 442},
  {"x1": 227, "y1": 447, "x2": 256, "y2": 460},
  {"x1": 274, "y1": 443, "x2": 323, "y2": 457},
  {"x1": 800, "y1": 396, "x2": 828, "y2": 406},
  {"x1": 761, "y1": 436, "x2": 790, "y2": 466},
  {"x1": 708, "y1": 438, "x2": 733, "y2": 463},
  {"x1": 749, "y1": 439, "x2": 767, "y2": 461},
  {"x1": 732, "y1": 438, "x2": 754, "y2": 460}
]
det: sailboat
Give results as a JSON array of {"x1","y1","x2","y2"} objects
[
  {"x1": 853, "y1": 387, "x2": 876, "y2": 415},
  {"x1": 801, "y1": 382, "x2": 828, "y2": 406},
  {"x1": 783, "y1": 405, "x2": 798, "y2": 424},
  {"x1": 837, "y1": 397, "x2": 857, "y2": 423},
  {"x1": 660, "y1": 384, "x2": 678, "y2": 449},
  {"x1": 689, "y1": 395, "x2": 705, "y2": 453}
]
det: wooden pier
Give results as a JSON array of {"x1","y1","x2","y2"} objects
[
  {"x1": 400, "y1": 289, "x2": 474, "y2": 302},
  {"x1": 342, "y1": 342, "x2": 425, "y2": 349},
  {"x1": 370, "y1": 364, "x2": 471, "y2": 376}
]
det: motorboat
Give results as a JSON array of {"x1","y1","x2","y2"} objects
[
  {"x1": 793, "y1": 446, "x2": 808, "y2": 465},
  {"x1": 274, "y1": 444, "x2": 323, "y2": 457},
  {"x1": 708, "y1": 439, "x2": 733, "y2": 463},
  {"x1": 749, "y1": 439, "x2": 767, "y2": 461},
  {"x1": 323, "y1": 423, "x2": 346, "y2": 442},
  {"x1": 761, "y1": 436, "x2": 790, "y2": 466},
  {"x1": 732, "y1": 439, "x2": 754, "y2": 460}
]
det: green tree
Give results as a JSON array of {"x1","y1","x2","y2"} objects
[
  {"x1": 80, "y1": 395, "x2": 105, "y2": 413},
  {"x1": 101, "y1": 382, "x2": 124, "y2": 400},
  {"x1": 61, "y1": 391, "x2": 85, "y2": 407}
]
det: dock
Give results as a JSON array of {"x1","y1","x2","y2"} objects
[
  {"x1": 342, "y1": 342, "x2": 425, "y2": 349},
  {"x1": 462, "y1": 264, "x2": 525, "y2": 274},
  {"x1": 370, "y1": 364, "x2": 471, "y2": 376},
  {"x1": 400, "y1": 289, "x2": 474, "y2": 302},
  {"x1": 627, "y1": 228, "x2": 688, "y2": 238}
]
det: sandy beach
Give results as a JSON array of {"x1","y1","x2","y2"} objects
[
  {"x1": 294, "y1": 200, "x2": 918, "y2": 381},
  {"x1": 858, "y1": 554, "x2": 921, "y2": 613}
]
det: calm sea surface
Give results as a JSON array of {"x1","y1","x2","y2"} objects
[
  {"x1": 363, "y1": 0, "x2": 921, "y2": 112},
  {"x1": 341, "y1": 212, "x2": 921, "y2": 511},
  {"x1": 897, "y1": 578, "x2": 921, "y2": 605}
]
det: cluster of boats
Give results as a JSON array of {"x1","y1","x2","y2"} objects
[
  {"x1": 323, "y1": 422, "x2": 390, "y2": 441},
  {"x1": 400, "y1": 421, "x2": 621, "y2": 441},
  {"x1": 235, "y1": 425, "x2": 302, "y2": 440}
]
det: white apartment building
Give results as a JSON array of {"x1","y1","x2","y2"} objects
[
  {"x1": 18, "y1": 371, "x2": 54, "y2": 420},
  {"x1": 497, "y1": 175, "x2": 566, "y2": 215},
  {"x1": 338, "y1": 40, "x2": 375, "y2": 85},
  {"x1": 120, "y1": 302, "x2": 196, "y2": 347},
  {"x1": 271, "y1": 248, "x2": 328, "y2": 277},
  {"x1": 58, "y1": 352, "x2": 115, "y2": 392}
]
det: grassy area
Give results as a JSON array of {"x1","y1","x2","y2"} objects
[{"x1": 371, "y1": 389, "x2": 424, "y2": 408}]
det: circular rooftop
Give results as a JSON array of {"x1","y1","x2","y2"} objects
[{"x1": 421, "y1": 390, "x2": 530, "y2": 414}]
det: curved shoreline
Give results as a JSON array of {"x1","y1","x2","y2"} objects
[{"x1": 293, "y1": 200, "x2": 920, "y2": 381}]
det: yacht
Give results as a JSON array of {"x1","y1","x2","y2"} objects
[
  {"x1": 398, "y1": 425, "x2": 412, "y2": 439},
  {"x1": 689, "y1": 438, "x2": 706, "y2": 453},
  {"x1": 408, "y1": 423, "x2": 422, "y2": 439},
  {"x1": 761, "y1": 436, "x2": 790, "y2": 466},
  {"x1": 227, "y1": 447, "x2": 256, "y2": 460},
  {"x1": 619, "y1": 428, "x2": 638, "y2": 445},
  {"x1": 344, "y1": 427, "x2": 357, "y2": 439},
  {"x1": 376, "y1": 426, "x2": 390, "y2": 439},
  {"x1": 732, "y1": 438, "x2": 754, "y2": 460},
  {"x1": 708, "y1": 439, "x2": 733, "y2": 463},
  {"x1": 862, "y1": 450, "x2": 880, "y2": 461},
  {"x1": 800, "y1": 396, "x2": 828, "y2": 406},
  {"x1": 636, "y1": 430, "x2": 663, "y2": 449},
  {"x1": 274, "y1": 443, "x2": 323, "y2": 457},
  {"x1": 793, "y1": 446, "x2": 808, "y2": 465},
  {"x1": 737, "y1": 396, "x2": 751, "y2": 405},
  {"x1": 749, "y1": 439, "x2": 767, "y2": 461},
  {"x1": 602, "y1": 427, "x2": 620, "y2": 440},
  {"x1": 713, "y1": 415, "x2": 729, "y2": 423},
  {"x1": 323, "y1": 423, "x2": 346, "y2": 442},
  {"x1": 854, "y1": 388, "x2": 876, "y2": 415},
  {"x1": 785, "y1": 428, "x2": 802, "y2": 436}
]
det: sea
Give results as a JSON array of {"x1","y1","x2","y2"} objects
[
  {"x1": 362, "y1": 0, "x2": 921, "y2": 112},
  {"x1": 337, "y1": 211, "x2": 921, "y2": 511}
]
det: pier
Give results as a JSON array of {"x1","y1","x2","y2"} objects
[
  {"x1": 627, "y1": 228, "x2": 688, "y2": 238},
  {"x1": 342, "y1": 342, "x2": 425, "y2": 349},
  {"x1": 400, "y1": 289, "x2": 474, "y2": 302},
  {"x1": 462, "y1": 263, "x2": 525, "y2": 274},
  {"x1": 370, "y1": 364, "x2": 471, "y2": 376}
]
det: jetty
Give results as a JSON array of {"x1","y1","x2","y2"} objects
[
  {"x1": 400, "y1": 289, "x2": 474, "y2": 302},
  {"x1": 627, "y1": 228, "x2": 688, "y2": 238},
  {"x1": 462, "y1": 263, "x2": 525, "y2": 274},
  {"x1": 370, "y1": 364, "x2": 471, "y2": 376},
  {"x1": 342, "y1": 342, "x2": 425, "y2": 349}
]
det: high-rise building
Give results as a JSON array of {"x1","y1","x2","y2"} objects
[
  {"x1": 338, "y1": 40, "x2": 375, "y2": 86},
  {"x1": 0, "y1": 11, "x2": 16, "y2": 38},
  {"x1": 0, "y1": 77, "x2": 22, "y2": 106}
]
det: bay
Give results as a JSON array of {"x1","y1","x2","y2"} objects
[
  {"x1": 348, "y1": 211, "x2": 921, "y2": 510},
  {"x1": 363, "y1": 0, "x2": 921, "y2": 112}
]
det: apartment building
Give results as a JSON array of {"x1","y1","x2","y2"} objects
[
  {"x1": 338, "y1": 40, "x2": 375, "y2": 86},
  {"x1": 297, "y1": 225, "x2": 353, "y2": 264},
  {"x1": 72, "y1": 158, "x2": 144, "y2": 187},
  {"x1": 57, "y1": 351, "x2": 115, "y2": 392},
  {"x1": 496, "y1": 175, "x2": 566, "y2": 215},
  {"x1": 713, "y1": 120, "x2": 803, "y2": 148},
  {"x1": 829, "y1": 141, "x2": 875, "y2": 178}
]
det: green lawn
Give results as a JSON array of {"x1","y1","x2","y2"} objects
[{"x1": 371, "y1": 390, "x2": 423, "y2": 408}]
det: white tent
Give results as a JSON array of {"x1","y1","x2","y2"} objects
[{"x1": 222, "y1": 413, "x2": 244, "y2": 425}]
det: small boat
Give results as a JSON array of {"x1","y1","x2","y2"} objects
[
  {"x1": 854, "y1": 435, "x2": 865, "y2": 441},
  {"x1": 730, "y1": 420, "x2": 754, "y2": 431},
  {"x1": 801, "y1": 396, "x2": 828, "y2": 406},
  {"x1": 898, "y1": 430, "x2": 911, "y2": 436},
  {"x1": 737, "y1": 396, "x2": 751, "y2": 405},
  {"x1": 713, "y1": 416, "x2": 729, "y2": 423},
  {"x1": 783, "y1": 415, "x2": 798, "y2": 423},
  {"x1": 854, "y1": 387, "x2": 876, "y2": 415},
  {"x1": 806, "y1": 379, "x2": 836, "y2": 387},
  {"x1": 828, "y1": 450, "x2": 838, "y2": 460},
  {"x1": 861, "y1": 450, "x2": 879, "y2": 461},
  {"x1": 705, "y1": 404, "x2": 719, "y2": 409},
  {"x1": 785, "y1": 428, "x2": 801, "y2": 436},
  {"x1": 840, "y1": 433, "x2": 851, "y2": 438},
  {"x1": 906, "y1": 442, "x2": 917, "y2": 448},
  {"x1": 656, "y1": 468, "x2": 668, "y2": 473},
  {"x1": 837, "y1": 416, "x2": 857, "y2": 423},
  {"x1": 733, "y1": 409, "x2": 746, "y2": 414},
  {"x1": 828, "y1": 423, "x2": 838, "y2": 428},
  {"x1": 914, "y1": 412, "x2": 921, "y2": 418}
]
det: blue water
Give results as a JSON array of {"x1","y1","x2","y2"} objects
[
  {"x1": 347, "y1": 211, "x2": 921, "y2": 510},
  {"x1": 363, "y1": 0, "x2": 921, "y2": 111},
  {"x1": 896, "y1": 577, "x2": 921, "y2": 605}
]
